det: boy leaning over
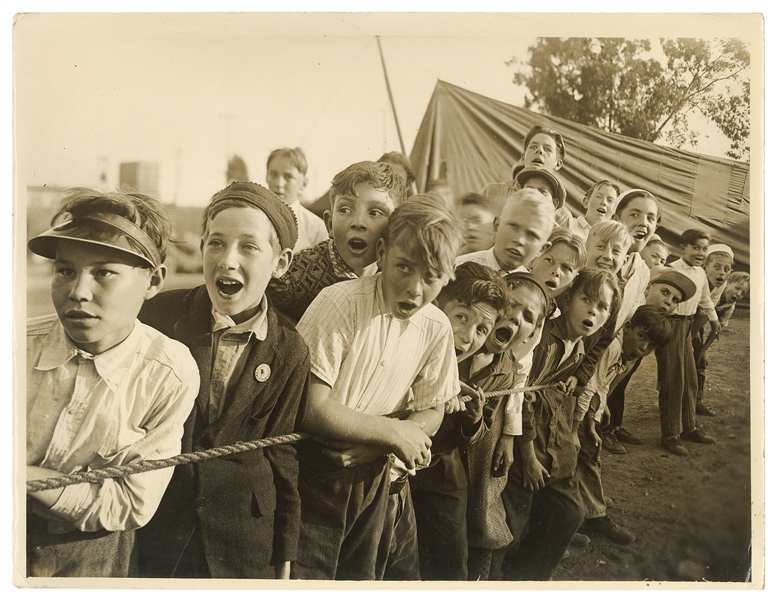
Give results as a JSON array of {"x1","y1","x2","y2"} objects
[
  {"x1": 292, "y1": 196, "x2": 462, "y2": 580},
  {"x1": 26, "y1": 189, "x2": 199, "y2": 577}
]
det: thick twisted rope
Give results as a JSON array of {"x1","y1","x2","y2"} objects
[{"x1": 26, "y1": 383, "x2": 556, "y2": 493}]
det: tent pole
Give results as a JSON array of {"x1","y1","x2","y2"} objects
[{"x1": 376, "y1": 36, "x2": 418, "y2": 196}]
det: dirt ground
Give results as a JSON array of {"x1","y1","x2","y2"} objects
[
  {"x1": 554, "y1": 310, "x2": 753, "y2": 583},
  {"x1": 23, "y1": 263, "x2": 754, "y2": 583}
]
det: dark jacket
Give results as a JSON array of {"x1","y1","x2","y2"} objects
[{"x1": 136, "y1": 286, "x2": 309, "y2": 578}]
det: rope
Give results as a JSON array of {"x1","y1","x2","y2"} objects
[{"x1": 26, "y1": 383, "x2": 557, "y2": 493}]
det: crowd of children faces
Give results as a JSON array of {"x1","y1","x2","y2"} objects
[{"x1": 26, "y1": 127, "x2": 750, "y2": 581}]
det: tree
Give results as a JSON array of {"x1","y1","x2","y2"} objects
[{"x1": 509, "y1": 38, "x2": 750, "y2": 160}]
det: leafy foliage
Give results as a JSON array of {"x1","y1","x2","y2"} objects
[{"x1": 510, "y1": 38, "x2": 750, "y2": 160}]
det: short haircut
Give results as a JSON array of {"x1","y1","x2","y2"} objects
[
  {"x1": 644, "y1": 238, "x2": 667, "y2": 252},
  {"x1": 266, "y1": 147, "x2": 308, "y2": 175},
  {"x1": 588, "y1": 220, "x2": 633, "y2": 250},
  {"x1": 503, "y1": 274, "x2": 550, "y2": 320},
  {"x1": 629, "y1": 304, "x2": 673, "y2": 347},
  {"x1": 727, "y1": 271, "x2": 750, "y2": 289},
  {"x1": 201, "y1": 196, "x2": 282, "y2": 257},
  {"x1": 53, "y1": 187, "x2": 173, "y2": 265},
  {"x1": 567, "y1": 267, "x2": 621, "y2": 319},
  {"x1": 378, "y1": 151, "x2": 416, "y2": 185},
  {"x1": 385, "y1": 194, "x2": 462, "y2": 280},
  {"x1": 705, "y1": 251, "x2": 734, "y2": 265},
  {"x1": 501, "y1": 188, "x2": 556, "y2": 223},
  {"x1": 436, "y1": 262, "x2": 510, "y2": 316},
  {"x1": 329, "y1": 161, "x2": 406, "y2": 209},
  {"x1": 583, "y1": 179, "x2": 621, "y2": 202},
  {"x1": 614, "y1": 189, "x2": 662, "y2": 223},
  {"x1": 542, "y1": 228, "x2": 587, "y2": 269},
  {"x1": 680, "y1": 228, "x2": 711, "y2": 246},
  {"x1": 524, "y1": 125, "x2": 566, "y2": 160}
]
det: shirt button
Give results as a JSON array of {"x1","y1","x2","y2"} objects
[{"x1": 196, "y1": 497, "x2": 206, "y2": 508}]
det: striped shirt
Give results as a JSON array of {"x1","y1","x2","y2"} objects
[
  {"x1": 296, "y1": 274, "x2": 460, "y2": 415},
  {"x1": 669, "y1": 259, "x2": 719, "y2": 321}
]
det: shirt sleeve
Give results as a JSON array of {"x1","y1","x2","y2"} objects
[
  {"x1": 503, "y1": 356, "x2": 531, "y2": 436},
  {"x1": 575, "y1": 342, "x2": 617, "y2": 422},
  {"x1": 295, "y1": 285, "x2": 355, "y2": 389},
  {"x1": 49, "y1": 354, "x2": 200, "y2": 532},
  {"x1": 407, "y1": 322, "x2": 461, "y2": 411},
  {"x1": 698, "y1": 274, "x2": 720, "y2": 322}
]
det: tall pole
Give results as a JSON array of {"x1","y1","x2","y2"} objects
[{"x1": 376, "y1": 36, "x2": 407, "y2": 157}]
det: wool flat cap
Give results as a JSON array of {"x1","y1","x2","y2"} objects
[{"x1": 649, "y1": 266, "x2": 697, "y2": 303}]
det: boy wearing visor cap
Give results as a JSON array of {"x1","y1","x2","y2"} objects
[
  {"x1": 135, "y1": 181, "x2": 310, "y2": 579},
  {"x1": 26, "y1": 188, "x2": 200, "y2": 577}
]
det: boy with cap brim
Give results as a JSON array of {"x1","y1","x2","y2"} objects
[
  {"x1": 691, "y1": 244, "x2": 735, "y2": 417},
  {"x1": 26, "y1": 188, "x2": 200, "y2": 576},
  {"x1": 135, "y1": 181, "x2": 310, "y2": 579},
  {"x1": 514, "y1": 166, "x2": 567, "y2": 214}
]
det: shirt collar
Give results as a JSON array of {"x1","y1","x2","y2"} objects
[
  {"x1": 210, "y1": 295, "x2": 269, "y2": 341},
  {"x1": 35, "y1": 318, "x2": 145, "y2": 391}
]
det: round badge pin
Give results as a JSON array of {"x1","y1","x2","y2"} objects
[{"x1": 254, "y1": 364, "x2": 271, "y2": 383}]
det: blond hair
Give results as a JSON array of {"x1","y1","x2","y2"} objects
[{"x1": 588, "y1": 219, "x2": 633, "y2": 250}]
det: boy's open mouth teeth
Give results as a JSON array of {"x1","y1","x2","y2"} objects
[
  {"x1": 348, "y1": 238, "x2": 367, "y2": 251},
  {"x1": 597, "y1": 208, "x2": 607, "y2": 214},
  {"x1": 398, "y1": 301, "x2": 416, "y2": 312},
  {"x1": 582, "y1": 319, "x2": 594, "y2": 328},
  {"x1": 494, "y1": 327, "x2": 512, "y2": 344},
  {"x1": 216, "y1": 278, "x2": 243, "y2": 295}
]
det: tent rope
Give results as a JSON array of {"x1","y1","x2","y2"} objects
[{"x1": 26, "y1": 383, "x2": 555, "y2": 493}]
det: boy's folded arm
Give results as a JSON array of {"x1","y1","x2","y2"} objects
[{"x1": 301, "y1": 375, "x2": 432, "y2": 467}]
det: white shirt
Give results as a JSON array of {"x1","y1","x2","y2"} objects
[
  {"x1": 669, "y1": 259, "x2": 719, "y2": 321},
  {"x1": 568, "y1": 215, "x2": 592, "y2": 241},
  {"x1": 27, "y1": 315, "x2": 199, "y2": 533},
  {"x1": 575, "y1": 332, "x2": 632, "y2": 422},
  {"x1": 616, "y1": 252, "x2": 651, "y2": 331},
  {"x1": 455, "y1": 247, "x2": 529, "y2": 276},
  {"x1": 296, "y1": 274, "x2": 460, "y2": 416},
  {"x1": 290, "y1": 200, "x2": 329, "y2": 254}
]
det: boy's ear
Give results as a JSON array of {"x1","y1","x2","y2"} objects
[
  {"x1": 622, "y1": 321, "x2": 632, "y2": 336},
  {"x1": 554, "y1": 157, "x2": 563, "y2": 171},
  {"x1": 272, "y1": 248, "x2": 294, "y2": 279},
  {"x1": 323, "y1": 210, "x2": 333, "y2": 237},
  {"x1": 582, "y1": 195, "x2": 590, "y2": 209},
  {"x1": 376, "y1": 237, "x2": 387, "y2": 269},
  {"x1": 493, "y1": 216, "x2": 500, "y2": 233},
  {"x1": 144, "y1": 265, "x2": 167, "y2": 300}
]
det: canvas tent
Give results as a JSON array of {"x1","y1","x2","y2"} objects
[{"x1": 410, "y1": 80, "x2": 751, "y2": 270}]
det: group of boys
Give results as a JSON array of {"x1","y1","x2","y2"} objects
[{"x1": 25, "y1": 129, "x2": 748, "y2": 581}]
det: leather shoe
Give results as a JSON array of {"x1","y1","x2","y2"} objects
[
  {"x1": 614, "y1": 427, "x2": 644, "y2": 445},
  {"x1": 681, "y1": 427, "x2": 716, "y2": 444},
  {"x1": 579, "y1": 516, "x2": 636, "y2": 545},
  {"x1": 695, "y1": 402, "x2": 717, "y2": 417},
  {"x1": 661, "y1": 436, "x2": 689, "y2": 456},
  {"x1": 602, "y1": 431, "x2": 626, "y2": 454},
  {"x1": 569, "y1": 531, "x2": 590, "y2": 547}
]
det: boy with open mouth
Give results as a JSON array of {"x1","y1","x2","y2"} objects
[
  {"x1": 568, "y1": 179, "x2": 622, "y2": 241},
  {"x1": 135, "y1": 181, "x2": 309, "y2": 579},
  {"x1": 267, "y1": 161, "x2": 405, "y2": 322}
]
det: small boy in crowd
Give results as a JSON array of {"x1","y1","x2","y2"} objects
[
  {"x1": 267, "y1": 161, "x2": 405, "y2": 321},
  {"x1": 463, "y1": 273, "x2": 551, "y2": 581},
  {"x1": 137, "y1": 182, "x2": 310, "y2": 578},
  {"x1": 378, "y1": 150, "x2": 416, "y2": 198},
  {"x1": 568, "y1": 180, "x2": 621, "y2": 241},
  {"x1": 410, "y1": 262, "x2": 510, "y2": 580},
  {"x1": 26, "y1": 189, "x2": 200, "y2": 577},
  {"x1": 574, "y1": 305, "x2": 672, "y2": 545},
  {"x1": 456, "y1": 188, "x2": 555, "y2": 276},
  {"x1": 292, "y1": 197, "x2": 462, "y2": 580},
  {"x1": 716, "y1": 271, "x2": 750, "y2": 327},
  {"x1": 481, "y1": 125, "x2": 572, "y2": 227},
  {"x1": 654, "y1": 229, "x2": 719, "y2": 455},
  {"x1": 692, "y1": 244, "x2": 735, "y2": 416},
  {"x1": 640, "y1": 237, "x2": 669, "y2": 269},
  {"x1": 599, "y1": 266, "x2": 697, "y2": 454},
  {"x1": 501, "y1": 268, "x2": 621, "y2": 581},
  {"x1": 266, "y1": 147, "x2": 328, "y2": 253},
  {"x1": 528, "y1": 228, "x2": 587, "y2": 306},
  {"x1": 457, "y1": 192, "x2": 498, "y2": 255}
]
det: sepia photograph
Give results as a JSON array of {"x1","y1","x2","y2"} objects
[{"x1": 11, "y1": 6, "x2": 764, "y2": 591}]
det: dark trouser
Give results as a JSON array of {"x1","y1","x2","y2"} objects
[
  {"x1": 692, "y1": 328, "x2": 708, "y2": 401},
  {"x1": 655, "y1": 318, "x2": 697, "y2": 438},
  {"x1": 501, "y1": 471, "x2": 584, "y2": 581},
  {"x1": 376, "y1": 478, "x2": 421, "y2": 580},
  {"x1": 576, "y1": 424, "x2": 607, "y2": 520},
  {"x1": 603, "y1": 356, "x2": 643, "y2": 432},
  {"x1": 293, "y1": 443, "x2": 391, "y2": 580},
  {"x1": 411, "y1": 486, "x2": 469, "y2": 580},
  {"x1": 27, "y1": 511, "x2": 137, "y2": 577}
]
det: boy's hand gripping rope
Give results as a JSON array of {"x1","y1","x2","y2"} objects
[{"x1": 26, "y1": 383, "x2": 554, "y2": 493}]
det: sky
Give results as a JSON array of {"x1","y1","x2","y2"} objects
[{"x1": 13, "y1": 11, "x2": 758, "y2": 207}]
